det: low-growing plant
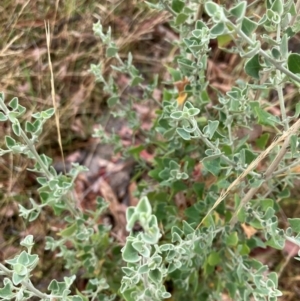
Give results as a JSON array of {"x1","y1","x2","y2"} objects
[
  {"x1": 2, "y1": 0, "x2": 300, "y2": 300},
  {"x1": 0, "y1": 95, "x2": 118, "y2": 301}
]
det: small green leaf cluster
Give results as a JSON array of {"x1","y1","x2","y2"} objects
[
  {"x1": 120, "y1": 197, "x2": 217, "y2": 301},
  {"x1": 0, "y1": 235, "x2": 83, "y2": 300},
  {"x1": 90, "y1": 19, "x2": 161, "y2": 151},
  {"x1": 0, "y1": 93, "x2": 89, "y2": 221},
  {"x1": 237, "y1": 198, "x2": 286, "y2": 249},
  {"x1": 0, "y1": 93, "x2": 54, "y2": 155},
  {"x1": 204, "y1": 0, "x2": 300, "y2": 82},
  {"x1": 158, "y1": 160, "x2": 189, "y2": 185},
  {"x1": 120, "y1": 197, "x2": 168, "y2": 301},
  {"x1": 44, "y1": 197, "x2": 118, "y2": 291}
]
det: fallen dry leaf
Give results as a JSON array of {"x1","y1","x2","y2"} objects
[
  {"x1": 139, "y1": 149, "x2": 155, "y2": 162},
  {"x1": 241, "y1": 223, "x2": 257, "y2": 239}
]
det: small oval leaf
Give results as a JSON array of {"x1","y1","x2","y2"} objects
[
  {"x1": 288, "y1": 53, "x2": 300, "y2": 74},
  {"x1": 245, "y1": 54, "x2": 261, "y2": 79}
]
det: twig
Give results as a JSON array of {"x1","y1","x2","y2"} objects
[
  {"x1": 196, "y1": 118, "x2": 300, "y2": 229},
  {"x1": 227, "y1": 19, "x2": 300, "y2": 84},
  {"x1": 230, "y1": 134, "x2": 291, "y2": 227},
  {"x1": 45, "y1": 21, "x2": 66, "y2": 174}
]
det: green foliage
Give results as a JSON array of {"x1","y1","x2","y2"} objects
[
  {"x1": 0, "y1": 96, "x2": 116, "y2": 299},
  {"x1": 89, "y1": 0, "x2": 300, "y2": 300},
  {"x1": 2, "y1": 0, "x2": 300, "y2": 300}
]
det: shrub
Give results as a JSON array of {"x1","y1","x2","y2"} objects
[{"x1": 1, "y1": 0, "x2": 300, "y2": 300}]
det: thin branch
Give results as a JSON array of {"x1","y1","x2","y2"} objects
[
  {"x1": 197, "y1": 118, "x2": 300, "y2": 229},
  {"x1": 0, "y1": 263, "x2": 49, "y2": 300},
  {"x1": 230, "y1": 134, "x2": 291, "y2": 227},
  {"x1": 227, "y1": 19, "x2": 300, "y2": 84}
]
